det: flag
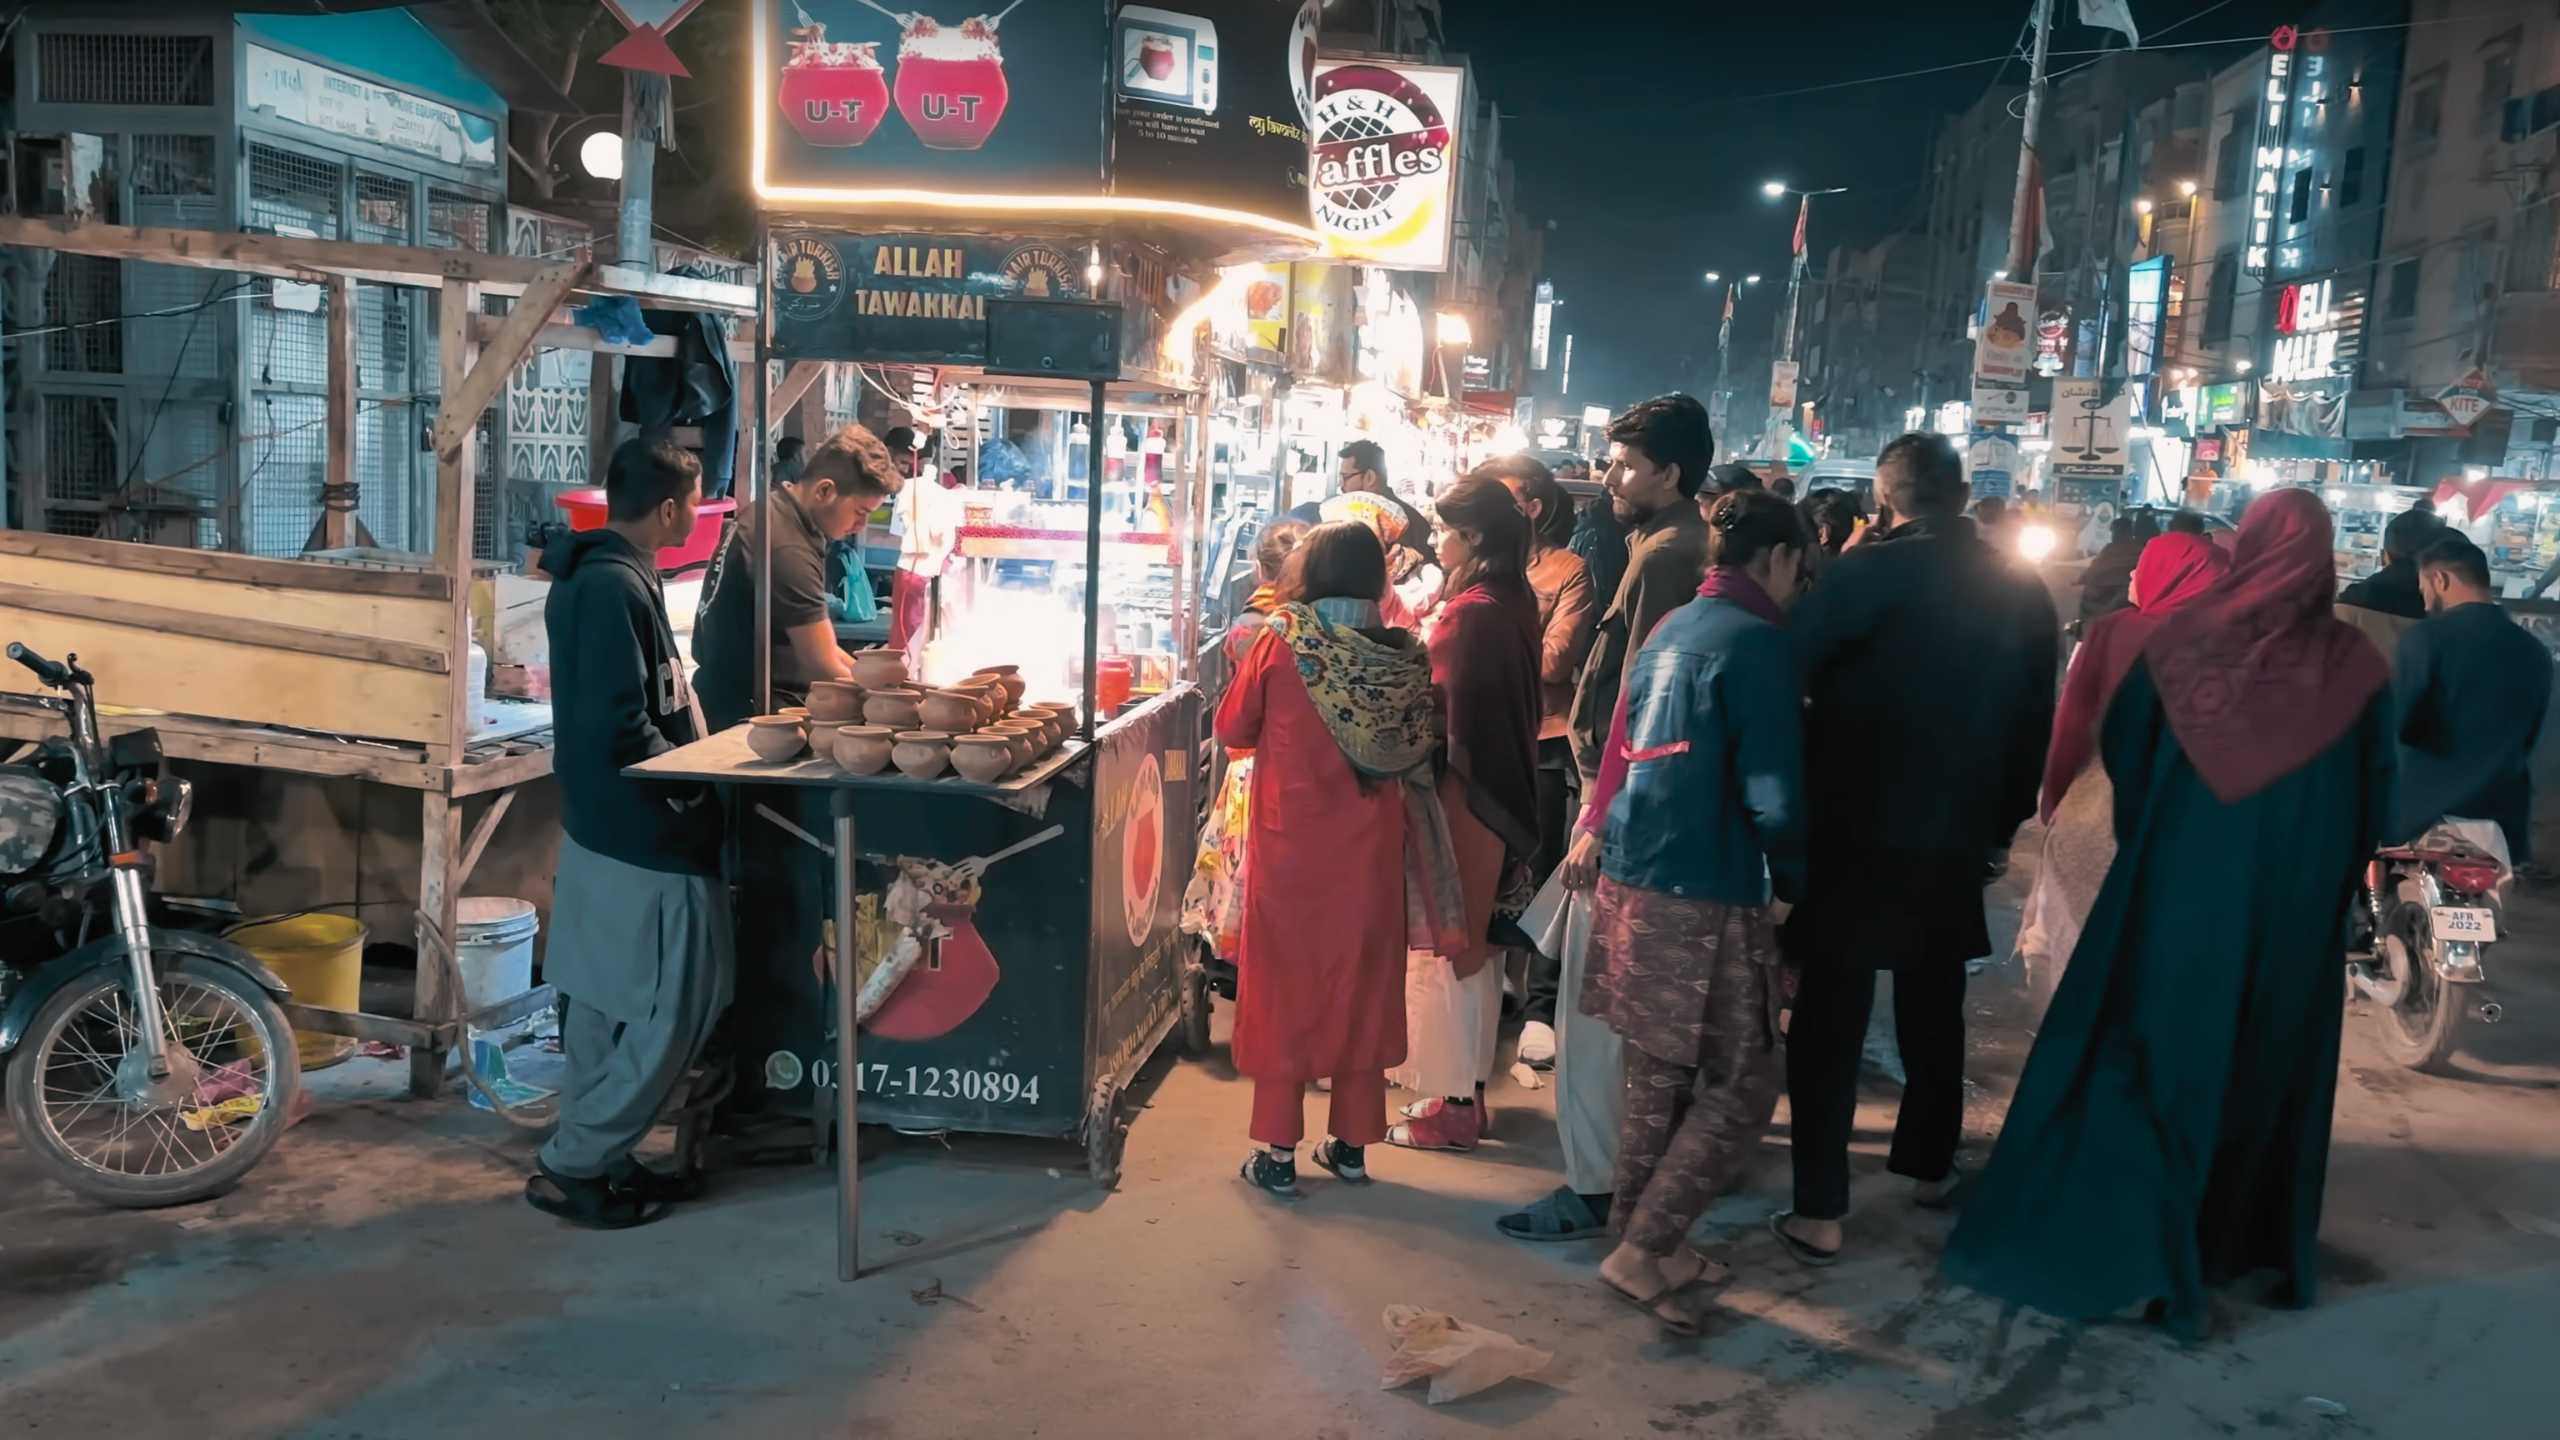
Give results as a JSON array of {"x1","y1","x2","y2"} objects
[
  {"x1": 1791, "y1": 195, "x2": 1809, "y2": 257},
  {"x1": 2079, "y1": 0, "x2": 2138, "y2": 47},
  {"x1": 2017, "y1": 148, "x2": 2056, "y2": 269}
]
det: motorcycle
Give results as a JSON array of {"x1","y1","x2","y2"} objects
[
  {"x1": 2347, "y1": 822, "x2": 2510, "y2": 1072},
  {"x1": 0, "y1": 642, "x2": 299, "y2": 1206}
]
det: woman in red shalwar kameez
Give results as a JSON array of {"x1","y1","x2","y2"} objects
[{"x1": 1219, "y1": 522, "x2": 1452, "y2": 1197}]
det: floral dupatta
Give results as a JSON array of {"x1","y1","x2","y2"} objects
[{"x1": 1267, "y1": 601, "x2": 1469, "y2": 953}]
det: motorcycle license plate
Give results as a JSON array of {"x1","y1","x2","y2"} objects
[{"x1": 2432, "y1": 906, "x2": 2496, "y2": 943}]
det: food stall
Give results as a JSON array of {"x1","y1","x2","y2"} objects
[{"x1": 647, "y1": 0, "x2": 1326, "y2": 1281}]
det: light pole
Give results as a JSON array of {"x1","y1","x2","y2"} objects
[
  {"x1": 1763, "y1": 180, "x2": 1846, "y2": 366},
  {"x1": 1704, "y1": 270, "x2": 1761, "y2": 436}
]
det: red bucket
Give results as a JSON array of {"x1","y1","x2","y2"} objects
[{"x1": 553, "y1": 489, "x2": 735, "y2": 574}]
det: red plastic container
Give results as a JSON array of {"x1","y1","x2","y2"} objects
[{"x1": 552, "y1": 489, "x2": 735, "y2": 573}]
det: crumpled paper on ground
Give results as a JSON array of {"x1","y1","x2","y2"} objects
[{"x1": 1380, "y1": 1305, "x2": 1553, "y2": 1405}]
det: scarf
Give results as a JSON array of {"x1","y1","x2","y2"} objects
[
  {"x1": 1696, "y1": 564, "x2": 1787, "y2": 625},
  {"x1": 2141, "y1": 488, "x2": 2389, "y2": 803},
  {"x1": 1269, "y1": 601, "x2": 1468, "y2": 950},
  {"x1": 2038, "y1": 532, "x2": 2229, "y2": 819},
  {"x1": 1428, "y1": 580, "x2": 1544, "y2": 861}
]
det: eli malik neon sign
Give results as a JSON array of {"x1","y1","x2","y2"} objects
[{"x1": 2247, "y1": 26, "x2": 2328, "y2": 276}]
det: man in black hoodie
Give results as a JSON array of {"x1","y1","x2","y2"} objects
[{"x1": 530, "y1": 437, "x2": 733, "y2": 1229}]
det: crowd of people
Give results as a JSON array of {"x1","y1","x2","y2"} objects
[{"x1": 1204, "y1": 393, "x2": 2549, "y2": 1338}]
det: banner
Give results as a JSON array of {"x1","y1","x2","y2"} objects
[
  {"x1": 1972, "y1": 377, "x2": 2029, "y2": 425},
  {"x1": 769, "y1": 230, "x2": 1094, "y2": 363},
  {"x1": 1309, "y1": 57, "x2": 1464, "y2": 271},
  {"x1": 757, "y1": 0, "x2": 1108, "y2": 201},
  {"x1": 1974, "y1": 279, "x2": 2037, "y2": 386},
  {"x1": 2050, "y1": 378, "x2": 2130, "y2": 477},
  {"x1": 1769, "y1": 360, "x2": 1799, "y2": 411},
  {"x1": 1110, "y1": 1, "x2": 1317, "y2": 229},
  {"x1": 244, "y1": 45, "x2": 498, "y2": 171}
]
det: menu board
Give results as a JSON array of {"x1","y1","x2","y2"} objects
[{"x1": 1108, "y1": 1, "x2": 1318, "y2": 229}]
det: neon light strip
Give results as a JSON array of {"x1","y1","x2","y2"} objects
[{"x1": 748, "y1": 0, "x2": 1320, "y2": 243}]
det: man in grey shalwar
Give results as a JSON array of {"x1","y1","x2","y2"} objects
[{"x1": 528, "y1": 438, "x2": 734, "y2": 1228}]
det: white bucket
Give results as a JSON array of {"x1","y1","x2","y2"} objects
[{"x1": 453, "y1": 896, "x2": 539, "y2": 1011}]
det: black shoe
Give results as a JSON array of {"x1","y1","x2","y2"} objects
[
  {"x1": 1240, "y1": 1149, "x2": 1299, "y2": 1197},
  {"x1": 1310, "y1": 1138, "x2": 1369, "y2": 1184}
]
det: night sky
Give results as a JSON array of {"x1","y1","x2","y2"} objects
[{"x1": 1446, "y1": 0, "x2": 2312, "y2": 414}]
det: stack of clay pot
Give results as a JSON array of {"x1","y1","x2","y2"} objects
[{"x1": 812, "y1": 651, "x2": 1068, "y2": 783}]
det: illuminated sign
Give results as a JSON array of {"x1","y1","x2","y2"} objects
[
  {"x1": 2246, "y1": 26, "x2": 2328, "y2": 276},
  {"x1": 768, "y1": 230, "x2": 1093, "y2": 363},
  {"x1": 2126, "y1": 256, "x2": 2168, "y2": 377},
  {"x1": 2267, "y1": 278, "x2": 2361, "y2": 383},
  {"x1": 1531, "y1": 281, "x2": 1553, "y2": 371},
  {"x1": 1309, "y1": 57, "x2": 1465, "y2": 272}
]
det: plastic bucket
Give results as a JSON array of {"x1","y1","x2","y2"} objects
[
  {"x1": 228, "y1": 913, "x2": 365, "y2": 1070},
  {"x1": 454, "y1": 897, "x2": 539, "y2": 1013}
]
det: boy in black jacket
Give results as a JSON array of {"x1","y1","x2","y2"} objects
[{"x1": 529, "y1": 437, "x2": 733, "y2": 1228}]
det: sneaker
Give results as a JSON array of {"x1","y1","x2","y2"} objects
[
  {"x1": 1518, "y1": 1020, "x2": 1557, "y2": 1069},
  {"x1": 1240, "y1": 1149, "x2": 1298, "y2": 1197},
  {"x1": 1310, "y1": 1138, "x2": 1370, "y2": 1184},
  {"x1": 1386, "y1": 1098, "x2": 1481, "y2": 1151}
]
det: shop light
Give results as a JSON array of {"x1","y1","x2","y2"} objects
[
  {"x1": 2178, "y1": 179, "x2": 2199, "y2": 198},
  {"x1": 1436, "y1": 312, "x2": 1473, "y2": 346},
  {"x1": 2236, "y1": 359, "x2": 2255, "y2": 373},
  {"x1": 2134, "y1": 197, "x2": 2154, "y2": 215}
]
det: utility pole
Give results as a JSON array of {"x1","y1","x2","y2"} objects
[
  {"x1": 2002, "y1": 0, "x2": 2054, "y2": 280},
  {"x1": 1781, "y1": 198, "x2": 1808, "y2": 364}
]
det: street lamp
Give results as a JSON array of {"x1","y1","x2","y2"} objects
[
  {"x1": 2177, "y1": 179, "x2": 2199, "y2": 198},
  {"x1": 1435, "y1": 311, "x2": 1472, "y2": 347},
  {"x1": 1761, "y1": 179, "x2": 1788, "y2": 198},
  {"x1": 579, "y1": 129, "x2": 625, "y2": 181}
]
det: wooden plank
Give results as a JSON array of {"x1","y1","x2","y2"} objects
[
  {"x1": 454, "y1": 787, "x2": 517, "y2": 890},
  {"x1": 0, "y1": 612, "x2": 450, "y2": 746},
  {"x1": 432, "y1": 261, "x2": 592, "y2": 459},
  {"x1": 0, "y1": 529, "x2": 451, "y2": 601},
  {"x1": 767, "y1": 361, "x2": 825, "y2": 437},
  {"x1": 0, "y1": 580, "x2": 445, "y2": 672},
  {"x1": 450, "y1": 735, "x2": 556, "y2": 797},
  {"x1": 323, "y1": 275, "x2": 358, "y2": 550},
  {"x1": 0, "y1": 552, "x2": 450, "y2": 650},
  {"x1": 437, "y1": 279, "x2": 483, "y2": 765},
  {"x1": 0, "y1": 215, "x2": 565, "y2": 293},
  {"x1": 594, "y1": 262, "x2": 758, "y2": 314},
  {"x1": 0, "y1": 702, "x2": 440, "y2": 789},
  {"x1": 469, "y1": 312, "x2": 677, "y2": 357}
]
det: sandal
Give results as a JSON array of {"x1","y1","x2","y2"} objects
[
  {"x1": 1768, "y1": 1209, "x2": 1840, "y2": 1268},
  {"x1": 526, "y1": 1164, "x2": 673, "y2": 1230},
  {"x1": 612, "y1": 1159, "x2": 707, "y2": 1204},
  {"x1": 1598, "y1": 1265, "x2": 1706, "y2": 1338},
  {"x1": 1309, "y1": 1139, "x2": 1370, "y2": 1185},
  {"x1": 1911, "y1": 1166, "x2": 1968, "y2": 1212},
  {"x1": 1495, "y1": 1186, "x2": 1609, "y2": 1242},
  {"x1": 1386, "y1": 1098, "x2": 1481, "y2": 1151},
  {"x1": 1239, "y1": 1149, "x2": 1300, "y2": 1198}
]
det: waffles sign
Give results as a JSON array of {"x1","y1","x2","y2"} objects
[{"x1": 1308, "y1": 58, "x2": 1465, "y2": 272}]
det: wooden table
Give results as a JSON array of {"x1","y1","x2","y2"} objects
[
  {"x1": 630, "y1": 723, "x2": 1084, "y2": 1280},
  {"x1": 0, "y1": 697, "x2": 561, "y2": 1096}
]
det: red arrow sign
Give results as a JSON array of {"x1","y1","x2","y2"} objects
[{"x1": 599, "y1": 0, "x2": 707, "y2": 76}]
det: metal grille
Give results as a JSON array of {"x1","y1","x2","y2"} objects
[
  {"x1": 246, "y1": 144, "x2": 342, "y2": 238},
  {"x1": 353, "y1": 171, "x2": 411, "y2": 244},
  {"x1": 428, "y1": 188, "x2": 497, "y2": 253},
  {"x1": 128, "y1": 138, "x2": 224, "y2": 386},
  {"x1": 43, "y1": 394, "x2": 118, "y2": 503},
  {"x1": 35, "y1": 33, "x2": 214, "y2": 107},
  {"x1": 131, "y1": 135, "x2": 215, "y2": 198},
  {"x1": 42, "y1": 255, "x2": 121, "y2": 372},
  {"x1": 243, "y1": 392, "x2": 325, "y2": 556}
]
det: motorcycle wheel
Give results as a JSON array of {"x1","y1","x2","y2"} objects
[
  {"x1": 2373, "y1": 900, "x2": 2463, "y2": 1073},
  {"x1": 5, "y1": 956, "x2": 299, "y2": 1207}
]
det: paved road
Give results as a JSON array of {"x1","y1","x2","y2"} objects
[{"x1": 2, "y1": 848, "x2": 2555, "y2": 1439}]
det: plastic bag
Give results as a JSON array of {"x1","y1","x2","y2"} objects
[{"x1": 1379, "y1": 1305, "x2": 1553, "y2": 1405}]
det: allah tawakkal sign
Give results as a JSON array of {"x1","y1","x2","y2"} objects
[{"x1": 1307, "y1": 57, "x2": 1465, "y2": 273}]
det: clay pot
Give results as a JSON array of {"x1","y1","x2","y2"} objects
[
  {"x1": 949, "y1": 734, "x2": 1014, "y2": 784},
  {"x1": 746, "y1": 715, "x2": 808, "y2": 762},
  {"x1": 988, "y1": 720, "x2": 1042, "y2": 770},
  {"x1": 863, "y1": 687, "x2": 924, "y2": 729},
  {"x1": 851, "y1": 649, "x2": 910, "y2": 689},
  {"x1": 972, "y1": 665, "x2": 1029, "y2": 710},
  {"x1": 920, "y1": 688, "x2": 990, "y2": 732},
  {"x1": 807, "y1": 680, "x2": 865, "y2": 724},
  {"x1": 1034, "y1": 700, "x2": 1080, "y2": 737},
  {"x1": 831, "y1": 724, "x2": 894, "y2": 775},
  {"x1": 777, "y1": 706, "x2": 811, "y2": 724},
  {"x1": 1014, "y1": 706, "x2": 1062, "y2": 750},
  {"x1": 890, "y1": 730, "x2": 951, "y2": 780},
  {"x1": 953, "y1": 674, "x2": 1008, "y2": 719}
]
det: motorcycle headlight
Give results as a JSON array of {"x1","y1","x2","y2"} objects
[
  {"x1": 135, "y1": 775, "x2": 193, "y2": 844},
  {"x1": 2017, "y1": 522, "x2": 2058, "y2": 563}
]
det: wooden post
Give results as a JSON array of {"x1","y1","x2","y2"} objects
[
  {"x1": 321, "y1": 275, "x2": 358, "y2": 550},
  {"x1": 413, "y1": 788, "x2": 463, "y2": 1099},
  {"x1": 588, "y1": 353, "x2": 618, "y2": 486}
]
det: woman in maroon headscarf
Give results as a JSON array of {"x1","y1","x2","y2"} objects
[
  {"x1": 2010, "y1": 531, "x2": 2230, "y2": 1005},
  {"x1": 1946, "y1": 489, "x2": 2395, "y2": 1338}
]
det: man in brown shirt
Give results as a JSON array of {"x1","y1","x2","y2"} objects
[{"x1": 1500, "y1": 393, "x2": 1714, "y2": 1245}]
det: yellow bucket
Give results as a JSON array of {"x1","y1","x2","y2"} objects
[{"x1": 228, "y1": 913, "x2": 365, "y2": 1070}]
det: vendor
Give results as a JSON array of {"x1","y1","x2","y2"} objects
[
  {"x1": 694, "y1": 423, "x2": 904, "y2": 728},
  {"x1": 889, "y1": 426, "x2": 965, "y2": 654}
]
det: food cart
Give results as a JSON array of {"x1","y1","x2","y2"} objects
[{"x1": 644, "y1": 0, "x2": 1325, "y2": 1280}]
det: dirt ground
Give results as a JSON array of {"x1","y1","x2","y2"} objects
[{"x1": 4, "y1": 850, "x2": 2557, "y2": 1440}]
